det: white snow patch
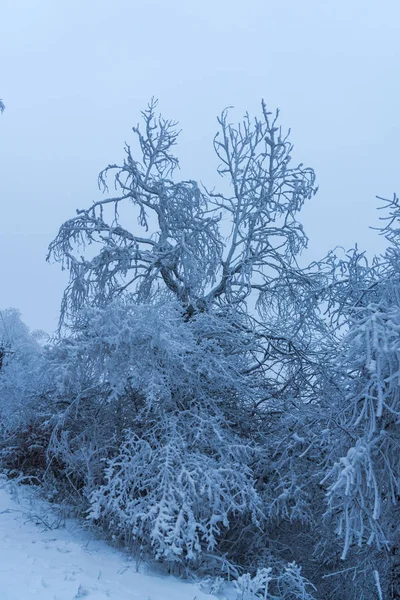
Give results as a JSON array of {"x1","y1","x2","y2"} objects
[{"x1": 0, "y1": 480, "x2": 219, "y2": 600}]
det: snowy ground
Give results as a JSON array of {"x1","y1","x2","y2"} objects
[{"x1": 0, "y1": 480, "x2": 220, "y2": 600}]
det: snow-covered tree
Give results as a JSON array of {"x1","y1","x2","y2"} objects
[
  {"x1": 320, "y1": 195, "x2": 400, "y2": 599},
  {"x1": 45, "y1": 100, "x2": 328, "y2": 585},
  {"x1": 48, "y1": 98, "x2": 326, "y2": 429},
  {"x1": 48, "y1": 99, "x2": 323, "y2": 398},
  {"x1": 48, "y1": 99, "x2": 316, "y2": 320}
]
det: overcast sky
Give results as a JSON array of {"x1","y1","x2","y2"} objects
[{"x1": 0, "y1": 0, "x2": 399, "y2": 333}]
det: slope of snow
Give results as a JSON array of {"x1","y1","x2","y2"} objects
[{"x1": 0, "y1": 480, "x2": 219, "y2": 600}]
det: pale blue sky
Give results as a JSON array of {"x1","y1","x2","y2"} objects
[{"x1": 0, "y1": 0, "x2": 399, "y2": 332}]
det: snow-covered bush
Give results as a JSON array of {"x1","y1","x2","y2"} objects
[
  {"x1": 43, "y1": 299, "x2": 265, "y2": 567},
  {"x1": 89, "y1": 422, "x2": 260, "y2": 561},
  {"x1": 234, "y1": 563, "x2": 315, "y2": 600},
  {"x1": 0, "y1": 309, "x2": 49, "y2": 475}
]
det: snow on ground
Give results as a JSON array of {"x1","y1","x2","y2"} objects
[{"x1": 0, "y1": 480, "x2": 219, "y2": 600}]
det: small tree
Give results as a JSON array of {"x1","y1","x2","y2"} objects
[
  {"x1": 46, "y1": 100, "x2": 328, "y2": 578},
  {"x1": 49, "y1": 99, "x2": 325, "y2": 410}
]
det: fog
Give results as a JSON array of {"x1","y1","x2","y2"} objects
[{"x1": 1, "y1": 0, "x2": 399, "y2": 332}]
